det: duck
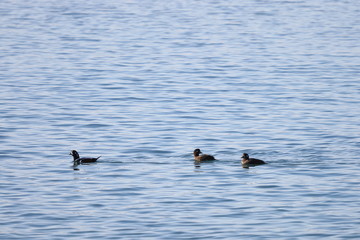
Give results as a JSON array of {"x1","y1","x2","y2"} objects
[
  {"x1": 193, "y1": 149, "x2": 216, "y2": 161},
  {"x1": 241, "y1": 153, "x2": 266, "y2": 166},
  {"x1": 70, "y1": 150, "x2": 101, "y2": 164}
]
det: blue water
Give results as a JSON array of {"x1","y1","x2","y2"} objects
[{"x1": 1, "y1": 0, "x2": 360, "y2": 239}]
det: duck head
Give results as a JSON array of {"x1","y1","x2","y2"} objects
[
  {"x1": 241, "y1": 153, "x2": 249, "y2": 160},
  {"x1": 70, "y1": 150, "x2": 80, "y2": 160},
  {"x1": 193, "y1": 149, "x2": 202, "y2": 157}
]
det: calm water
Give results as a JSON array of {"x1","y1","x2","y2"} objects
[{"x1": 1, "y1": 0, "x2": 360, "y2": 239}]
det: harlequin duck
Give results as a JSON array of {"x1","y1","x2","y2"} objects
[
  {"x1": 70, "y1": 150, "x2": 101, "y2": 164},
  {"x1": 193, "y1": 149, "x2": 216, "y2": 161},
  {"x1": 241, "y1": 153, "x2": 266, "y2": 165}
]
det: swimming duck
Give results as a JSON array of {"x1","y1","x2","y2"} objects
[
  {"x1": 193, "y1": 149, "x2": 216, "y2": 161},
  {"x1": 241, "y1": 153, "x2": 266, "y2": 165},
  {"x1": 70, "y1": 150, "x2": 101, "y2": 164}
]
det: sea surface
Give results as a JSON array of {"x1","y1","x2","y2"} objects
[{"x1": 0, "y1": 0, "x2": 359, "y2": 239}]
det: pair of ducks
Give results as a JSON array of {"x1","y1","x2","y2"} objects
[
  {"x1": 193, "y1": 148, "x2": 266, "y2": 166},
  {"x1": 70, "y1": 149, "x2": 267, "y2": 166}
]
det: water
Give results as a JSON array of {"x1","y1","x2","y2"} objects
[{"x1": 1, "y1": 0, "x2": 360, "y2": 239}]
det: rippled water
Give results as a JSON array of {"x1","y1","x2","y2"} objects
[{"x1": 1, "y1": 0, "x2": 360, "y2": 239}]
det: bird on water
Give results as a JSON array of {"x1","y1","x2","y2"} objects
[
  {"x1": 70, "y1": 150, "x2": 101, "y2": 164},
  {"x1": 241, "y1": 153, "x2": 266, "y2": 166},
  {"x1": 193, "y1": 149, "x2": 216, "y2": 161}
]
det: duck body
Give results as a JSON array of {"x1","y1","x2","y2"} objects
[
  {"x1": 193, "y1": 149, "x2": 216, "y2": 161},
  {"x1": 241, "y1": 153, "x2": 266, "y2": 166},
  {"x1": 70, "y1": 150, "x2": 100, "y2": 164}
]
